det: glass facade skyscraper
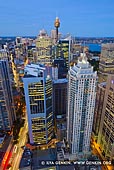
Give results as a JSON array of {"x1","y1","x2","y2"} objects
[
  {"x1": 67, "y1": 53, "x2": 97, "y2": 157},
  {"x1": 56, "y1": 39, "x2": 70, "y2": 70},
  {"x1": 0, "y1": 60, "x2": 15, "y2": 131},
  {"x1": 23, "y1": 64, "x2": 54, "y2": 146},
  {"x1": 35, "y1": 29, "x2": 52, "y2": 65}
]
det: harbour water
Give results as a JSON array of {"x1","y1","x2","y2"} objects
[
  {"x1": 87, "y1": 44, "x2": 101, "y2": 52},
  {"x1": 86, "y1": 43, "x2": 101, "y2": 52}
]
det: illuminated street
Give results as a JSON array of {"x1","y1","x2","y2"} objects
[
  {"x1": 10, "y1": 54, "x2": 20, "y2": 89},
  {"x1": 91, "y1": 141, "x2": 114, "y2": 170},
  {"x1": 10, "y1": 120, "x2": 28, "y2": 170}
]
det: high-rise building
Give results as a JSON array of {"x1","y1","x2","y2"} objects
[
  {"x1": 101, "y1": 43, "x2": 114, "y2": 59},
  {"x1": 99, "y1": 59, "x2": 114, "y2": 75},
  {"x1": 56, "y1": 39, "x2": 71, "y2": 70},
  {"x1": 53, "y1": 79, "x2": 68, "y2": 141},
  {"x1": 35, "y1": 29, "x2": 52, "y2": 65},
  {"x1": 16, "y1": 37, "x2": 22, "y2": 45},
  {"x1": 0, "y1": 60, "x2": 16, "y2": 131},
  {"x1": 97, "y1": 75, "x2": 114, "y2": 161},
  {"x1": 67, "y1": 53, "x2": 97, "y2": 157},
  {"x1": 27, "y1": 45, "x2": 36, "y2": 63},
  {"x1": 51, "y1": 29, "x2": 61, "y2": 45},
  {"x1": 52, "y1": 58, "x2": 67, "y2": 79},
  {"x1": 52, "y1": 66, "x2": 58, "y2": 80},
  {"x1": 92, "y1": 82, "x2": 106, "y2": 140},
  {"x1": 53, "y1": 78, "x2": 68, "y2": 119},
  {"x1": 0, "y1": 49, "x2": 8, "y2": 59},
  {"x1": 23, "y1": 64, "x2": 54, "y2": 146}
]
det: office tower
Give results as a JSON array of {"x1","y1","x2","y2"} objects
[
  {"x1": 27, "y1": 45, "x2": 36, "y2": 63},
  {"x1": 101, "y1": 43, "x2": 114, "y2": 59},
  {"x1": 53, "y1": 78, "x2": 68, "y2": 119},
  {"x1": 99, "y1": 59, "x2": 114, "y2": 75},
  {"x1": 51, "y1": 29, "x2": 61, "y2": 45},
  {"x1": 99, "y1": 43, "x2": 114, "y2": 78},
  {"x1": 51, "y1": 30, "x2": 56, "y2": 45},
  {"x1": 92, "y1": 82, "x2": 106, "y2": 140},
  {"x1": 53, "y1": 78, "x2": 68, "y2": 141},
  {"x1": 54, "y1": 17, "x2": 60, "y2": 43},
  {"x1": 97, "y1": 75, "x2": 114, "y2": 161},
  {"x1": 16, "y1": 37, "x2": 22, "y2": 45},
  {"x1": 0, "y1": 60, "x2": 16, "y2": 131},
  {"x1": 35, "y1": 29, "x2": 52, "y2": 65},
  {"x1": 0, "y1": 49, "x2": 8, "y2": 59},
  {"x1": 67, "y1": 53, "x2": 97, "y2": 157},
  {"x1": 56, "y1": 39, "x2": 71, "y2": 70},
  {"x1": 52, "y1": 66, "x2": 58, "y2": 80},
  {"x1": 23, "y1": 64, "x2": 54, "y2": 146},
  {"x1": 52, "y1": 58, "x2": 67, "y2": 79}
]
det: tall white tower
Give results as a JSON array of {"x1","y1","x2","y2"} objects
[{"x1": 67, "y1": 53, "x2": 97, "y2": 157}]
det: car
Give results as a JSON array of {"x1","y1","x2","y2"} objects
[
  {"x1": 25, "y1": 149, "x2": 31, "y2": 152},
  {"x1": 24, "y1": 160, "x2": 30, "y2": 166},
  {"x1": 26, "y1": 151, "x2": 31, "y2": 155},
  {"x1": 23, "y1": 152, "x2": 30, "y2": 156}
]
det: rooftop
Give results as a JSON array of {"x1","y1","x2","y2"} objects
[
  {"x1": 25, "y1": 63, "x2": 45, "y2": 70},
  {"x1": 100, "y1": 59, "x2": 114, "y2": 65},
  {"x1": 77, "y1": 53, "x2": 90, "y2": 68},
  {"x1": 32, "y1": 149, "x2": 56, "y2": 169},
  {"x1": 23, "y1": 64, "x2": 45, "y2": 78},
  {"x1": 99, "y1": 82, "x2": 107, "y2": 88},
  {"x1": 53, "y1": 78, "x2": 68, "y2": 84}
]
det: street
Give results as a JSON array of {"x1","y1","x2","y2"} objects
[
  {"x1": 10, "y1": 120, "x2": 28, "y2": 170},
  {"x1": 91, "y1": 141, "x2": 114, "y2": 170}
]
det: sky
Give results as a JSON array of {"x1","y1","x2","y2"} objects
[{"x1": 0, "y1": 0, "x2": 114, "y2": 37}]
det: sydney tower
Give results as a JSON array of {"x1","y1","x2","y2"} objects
[{"x1": 54, "y1": 17, "x2": 60, "y2": 43}]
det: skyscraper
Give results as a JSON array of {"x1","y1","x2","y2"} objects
[
  {"x1": 35, "y1": 29, "x2": 52, "y2": 65},
  {"x1": 67, "y1": 53, "x2": 97, "y2": 157},
  {"x1": 53, "y1": 79, "x2": 68, "y2": 141},
  {"x1": 23, "y1": 64, "x2": 54, "y2": 146},
  {"x1": 97, "y1": 75, "x2": 114, "y2": 161},
  {"x1": 51, "y1": 29, "x2": 61, "y2": 45},
  {"x1": 0, "y1": 60, "x2": 16, "y2": 131},
  {"x1": 53, "y1": 78, "x2": 68, "y2": 119},
  {"x1": 92, "y1": 82, "x2": 106, "y2": 140},
  {"x1": 56, "y1": 39, "x2": 71, "y2": 70},
  {"x1": 52, "y1": 58, "x2": 67, "y2": 79}
]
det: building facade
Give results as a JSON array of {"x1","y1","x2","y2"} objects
[
  {"x1": 99, "y1": 59, "x2": 114, "y2": 75},
  {"x1": 53, "y1": 78, "x2": 68, "y2": 119},
  {"x1": 35, "y1": 29, "x2": 52, "y2": 65},
  {"x1": 101, "y1": 43, "x2": 114, "y2": 59},
  {"x1": 51, "y1": 29, "x2": 61, "y2": 45},
  {"x1": 67, "y1": 53, "x2": 97, "y2": 157},
  {"x1": 92, "y1": 82, "x2": 106, "y2": 140},
  {"x1": 23, "y1": 64, "x2": 54, "y2": 146},
  {"x1": 52, "y1": 58, "x2": 67, "y2": 79},
  {"x1": 56, "y1": 39, "x2": 70, "y2": 70},
  {"x1": 0, "y1": 60, "x2": 16, "y2": 131},
  {"x1": 27, "y1": 45, "x2": 36, "y2": 63},
  {"x1": 98, "y1": 75, "x2": 114, "y2": 161}
]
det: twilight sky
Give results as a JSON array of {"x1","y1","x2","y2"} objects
[{"x1": 0, "y1": 0, "x2": 114, "y2": 37}]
